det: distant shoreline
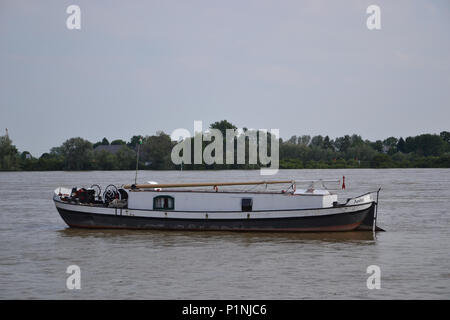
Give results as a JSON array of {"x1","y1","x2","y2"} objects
[
  {"x1": 1, "y1": 166, "x2": 450, "y2": 172},
  {"x1": 1, "y1": 120, "x2": 449, "y2": 171}
]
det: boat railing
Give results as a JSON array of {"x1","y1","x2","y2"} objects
[{"x1": 345, "y1": 188, "x2": 382, "y2": 204}]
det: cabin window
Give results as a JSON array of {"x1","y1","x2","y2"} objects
[
  {"x1": 241, "y1": 198, "x2": 253, "y2": 212},
  {"x1": 153, "y1": 196, "x2": 174, "y2": 210}
]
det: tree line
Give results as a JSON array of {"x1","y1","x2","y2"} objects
[{"x1": 1, "y1": 120, "x2": 449, "y2": 171}]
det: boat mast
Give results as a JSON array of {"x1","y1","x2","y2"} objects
[{"x1": 134, "y1": 137, "x2": 142, "y2": 185}]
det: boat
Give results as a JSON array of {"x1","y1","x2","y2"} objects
[
  {"x1": 53, "y1": 180, "x2": 382, "y2": 232},
  {"x1": 53, "y1": 179, "x2": 382, "y2": 232}
]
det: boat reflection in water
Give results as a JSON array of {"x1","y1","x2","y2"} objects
[{"x1": 58, "y1": 228, "x2": 377, "y2": 243}]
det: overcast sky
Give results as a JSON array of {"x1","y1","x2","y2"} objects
[{"x1": 1, "y1": 0, "x2": 449, "y2": 156}]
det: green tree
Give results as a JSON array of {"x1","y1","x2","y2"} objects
[
  {"x1": 405, "y1": 134, "x2": 445, "y2": 156},
  {"x1": 346, "y1": 144, "x2": 376, "y2": 162},
  {"x1": 371, "y1": 153, "x2": 391, "y2": 168},
  {"x1": 141, "y1": 132, "x2": 174, "y2": 169},
  {"x1": 397, "y1": 137, "x2": 406, "y2": 153},
  {"x1": 440, "y1": 131, "x2": 450, "y2": 152},
  {"x1": 19, "y1": 151, "x2": 36, "y2": 170},
  {"x1": 93, "y1": 137, "x2": 110, "y2": 149},
  {"x1": 210, "y1": 120, "x2": 237, "y2": 137},
  {"x1": 350, "y1": 134, "x2": 364, "y2": 148},
  {"x1": 298, "y1": 135, "x2": 311, "y2": 146},
  {"x1": 111, "y1": 139, "x2": 126, "y2": 145},
  {"x1": 128, "y1": 135, "x2": 144, "y2": 149},
  {"x1": 116, "y1": 145, "x2": 136, "y2": 169},
  {"x1": 38, "y1": 153, "x2": 64, "y2": 170},
  {"x1": 334, "y1": 135, "x2": 351, "y2": 153},
  {"x1": 370, "y1": 140, "x2": 383, "y2": 153},
  {"x1": 287, "y1": 135, "x2": 298, "y2": 144},
  {"x1": 93, "y1": 150, "x2": 117, "y2": 170},
  {"x1": 58, "y1": 137, "x2": 94, "y2": 170},
  {"x1": 440, "y1": 131, "x2": 450, "y2": 144},
  {"x1": 20, "y1": 151, "x2": 32, "y2": 160},
  {"x1": 310, "y1": 135, "x2": 324, "y2": 148},
  {"x1": 323, "y1": 136, "x2": 334, "y2": 150},
  {"x1": 383, "y1": 137, "x2": 398, "y2": 155},
  {"x1": 280, "y1": 143, "x2": 308, "y2": 159},
  {"x1": 0, "y1": 135, "x2": 20, "y2": 170}
]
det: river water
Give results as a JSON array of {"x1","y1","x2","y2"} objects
[{"x1": 0, "y1": 169, "x2": 449, "y2": 299}]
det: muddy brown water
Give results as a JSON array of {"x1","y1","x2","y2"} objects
[{"x1": 0, "y1": 169, "x2": 449, "y2": 299}]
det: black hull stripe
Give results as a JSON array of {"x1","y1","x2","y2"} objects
[{"x1": 56, "y1": 203, "x2": 374, "y2": 232}]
